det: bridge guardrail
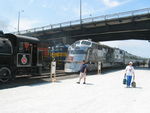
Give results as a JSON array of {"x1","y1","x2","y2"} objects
[{"x1": 13, "y1": 8, "x2": 150, "y2": 35}]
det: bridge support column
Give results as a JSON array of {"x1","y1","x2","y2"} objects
[
  {"x1": 98, "y1": 62, "x2": 102, "y2": 74},
  {"x1": 50, "y1": 61, "x2": 56, "y2": 82}
]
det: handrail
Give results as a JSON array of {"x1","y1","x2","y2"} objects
[{"x1": 13, "y1": 7, "x2": 150, "y2": 35}]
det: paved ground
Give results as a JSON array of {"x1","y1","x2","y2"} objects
[{"x1": 0, "y1": 68, "x2": 150, "y2": 113}]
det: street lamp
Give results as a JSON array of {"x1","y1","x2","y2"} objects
[
  {"x1": 80, "y1": 0, "x2": 82, "y2": 25},
  {"x1": 17, "y1": 10, "x2": 24, "y2": 34}
]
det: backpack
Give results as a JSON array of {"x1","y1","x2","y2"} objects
[{"x1": 132, "y1": 81, "x2": 136, "y2": 88}]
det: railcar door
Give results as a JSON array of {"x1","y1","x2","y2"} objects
[
  {"x1": 31, "y1": 44, "x2": 37, "y2": 66},
  {"x1": 17, "y1": 42, "x2": 39, "y2": 67},
  {"x1": 17, "y1": 42, "x2": 32, "y2": 67}
]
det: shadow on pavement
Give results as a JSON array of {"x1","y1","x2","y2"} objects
[
  {"x1": 87, "y1": 67, "x2": 124, "y2": 75},
  {"x1": 135, "y1": 87, "x2": 143, "y2": 89},
  {"x1": 0, "y1": 75, "x2": 52, "y2": 90},
  {"x1": 0, "y1": 67, "x2": 148, "y2": 90},
  {"x1": 85, "y1": 83, "x2": 94, "y2": 85},
  {"x1": 135, "y1": 67, "x2": 150, "y2": 70}
]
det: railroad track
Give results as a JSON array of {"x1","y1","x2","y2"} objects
[{"x1": 0, "y1": 70, "x2": 78, "y2": 89}]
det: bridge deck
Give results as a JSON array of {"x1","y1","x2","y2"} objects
[
  {"x1": 14, "y1": 8, "x2": 150, "y2": 35},
  {"x1": 14, "y1": 8, "x2": 150, "y2": 42}
]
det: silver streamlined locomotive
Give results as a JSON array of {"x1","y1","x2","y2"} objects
[{"x1": 64, "y1": 39, "x2": 146, "y2": 73}]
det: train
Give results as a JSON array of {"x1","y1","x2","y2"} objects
[
  {"x1": 0, "y1": 30, "x2": 147, "y2": 82},
  {"x1": 64, "y1": 39, "x2": 147, "y2": 73},
  {"x1": 49, "y1": 44, "x2": 68, "y2": 69},
  {"x1": 37, "y1": 43, "x2": 69, "y2": 70},
  {"x1": 0, "y1": 31, "x2": 43, "y2": 82}
]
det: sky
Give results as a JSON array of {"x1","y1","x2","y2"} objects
[{"x1": 0, "y1": 0, "x2": 150, "y2": 58}]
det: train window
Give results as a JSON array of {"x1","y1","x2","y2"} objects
[
  {"x1": 69, "y1": 50, "x2": 86, "y2": 54},
  {"x1": 116, "y1": 55, "x2": 118, "y2": 58},
  {"x1": 98, "y1": 45, "x2": 102, "y2": 50},
  {"x1": 92, "y1": 43, "x2": 98, "y2": 48},
  {"x1": 19, "y1": 42, "x2": 32, "y2": 53},
  {"x1": 120, "y1": 50, "x2": 123, "y2": 54},
  {"x1": 74, "y1": 41, "x2": 80, "y2": 45},
  {"x1": 71, "y1": 41, "x2": 80, "y2": 48},
  {"x1": 19, "y1": 42, "x2": 23, "y2": 51},
  {"x1": 81, "y1": 41, "x2": 91, "y2": 46},
  {"x1": 0, "y1": 39, "x2": 12, "y2": 54}
]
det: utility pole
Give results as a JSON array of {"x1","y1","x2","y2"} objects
[
  {"x1": 80, "y1": 0, "x2": 82, "y2": 25},
  {"x1": 17, "y1": 10, "x2": 24, "y2": 34}
]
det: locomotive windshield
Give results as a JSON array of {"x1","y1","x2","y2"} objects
[
  {"x1": 71, "y1": 40, "x2": 91, "y2": 48},
  {"x1": 69, "y1": 50, "x2": 86, "y2": 54},
  {"x1": 81, "y1": 41, "x2": 91, "y2": 46},
  {"x1": 69, "y1": 46, "x2": 89, "y2": 55}
]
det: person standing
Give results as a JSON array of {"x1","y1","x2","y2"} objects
[
  {"x1": 125, "y1": 62, "x2": 135, "y2": 88},
  {"x1": 77, "y1": 60, "x2": 87, "y2": 84},
  {"x1": 148, "y1": 59, "x2": 150, "y2": 68}
]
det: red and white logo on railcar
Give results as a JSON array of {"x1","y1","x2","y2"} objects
[{"x1": 21, "y1": 55, "x2": 28, "y2": 64}]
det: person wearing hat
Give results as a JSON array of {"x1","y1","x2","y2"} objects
[{"x1": 124, "y1": 62, "x2": 135, "y2": 88}]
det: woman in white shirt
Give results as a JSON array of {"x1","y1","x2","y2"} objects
[{"x1": 125, "y1": 62, "x2": 135, "y2": 88}]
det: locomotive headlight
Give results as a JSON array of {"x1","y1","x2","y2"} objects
[
  {"x1": 75, "y1": 47, "x2": 80, "y2": 50},
  {"x1": 67, "y1": 56, "x2": 73, "y2": 62}
]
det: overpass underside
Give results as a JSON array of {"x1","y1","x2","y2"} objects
[
  {"x1": 70, "y1": 17, "x2": 150, "y2": 42},
  {"x1": 22, "y1": 11, "x2": 150, "y2": 44}
]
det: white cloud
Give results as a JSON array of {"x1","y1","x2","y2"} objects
[
  {"x1": 20, "y1": 19, "x2": 39, "y2": 30},
  {"x1": 41, "y1": 0, "x2": 55, "y2": 9},
  {"x1": 99, "y1": 0, "x2": 132, "y2": 10},
  {"x1": 82, "y1": 3, "x2": 96, "y2": 16},
  {"x1": 41, "y1": 1, "x2": 51, "y2": 8},
  {"x1": 62, "y1": 7, "x2": 70, "y2": 12},
  {"x1": 73, "y1": 3, "x2": 95, "y2": 18},
  {"x1": 0, "y1": 20, "x2": 8, "y2": 32},
  {"x1": 72, "y1": 0, "x2": 132, "y2": 18},
  {"x1": 101, "y1": 0, "x2": 120, "y2": 8},
  {"x1": 28, "y1": 0, "x2": 35, "y2": 5},
  {"x1": 7, "y1": 18, "x2": 40, "y2": 32},
  {"x1": 101, "y1": 40, "x2": 150, "y2": 58},
  {"x1": 101, "y1": 40, "x2": 148, "y2": 49}
]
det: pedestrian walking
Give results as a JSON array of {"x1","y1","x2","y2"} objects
[
  {"x1": 77, "y1": 60, "x2": 87, "y2": 84},
  {"x1": 124, "y1": 61, "x2": 135, "y2": 88}
]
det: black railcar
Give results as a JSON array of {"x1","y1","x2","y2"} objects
[{"x1": 0, "y1": 32, "x2": 43, "y2": 82}]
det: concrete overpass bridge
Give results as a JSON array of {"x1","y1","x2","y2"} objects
[{"x1": 15, "y1": 8, "x2": 150, "y2": 45}]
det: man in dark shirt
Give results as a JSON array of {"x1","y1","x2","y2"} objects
[{"x1": 77, "y1": 60, "x2": 87, "y2": 84}]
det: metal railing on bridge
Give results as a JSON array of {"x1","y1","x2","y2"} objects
[{"x1": 13, "y1": 7, "x2": 150, "y2": 35}]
